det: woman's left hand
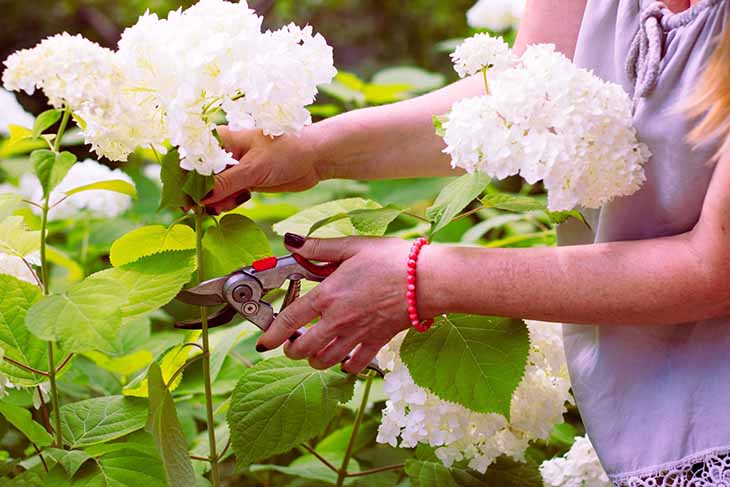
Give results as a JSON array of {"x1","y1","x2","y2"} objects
[{"x1": 255, "y1": 234, "x2": 424, "y2": 373}]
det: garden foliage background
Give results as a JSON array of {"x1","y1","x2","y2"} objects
[{"x1": 0, "y1": 1, "x2": 597, "y2": 486}]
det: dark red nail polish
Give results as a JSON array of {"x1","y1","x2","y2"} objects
[
  {"x1": 256, "y1": 344, "x2": 268, "y2": 352},
  {"x1": 234, "y1": 191, "x2": 251, "y2": 206},
  {"x1": 284, "y1": 233, "x2": 305, "y2": 249}
]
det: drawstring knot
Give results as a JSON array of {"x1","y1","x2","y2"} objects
[{"x1": 626, "y1": 1, "x2": 671, "y2": 105}]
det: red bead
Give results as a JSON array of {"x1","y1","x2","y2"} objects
[
  {"x1": 408, "y1": 305, "x2": 416, "y2": 314},
  {"x1": 407, "y1": 284, "x2": 415, "y2": 291},
  {"x1": 406, "y1": 291, "x2": 415, "y2": 300},
  {"x1": 411, "y1": 319, "x2": 421, "y2": 327},
  {"x1": 407, "y1": 275, "x2": 416, "y2": 284},
  {"x1": 407, "y1": 269, "x2": 416, "y2": 278},
  {"x1": 409, "y1": 313, "x2": 418, "y2": 321},
  {"x1": 408, "y1": 259, "x2": 417, "y2": 268}
]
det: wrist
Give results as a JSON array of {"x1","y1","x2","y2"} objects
[
  {"x1": 303, "y1": 120, "x2": 337, "y2": 182},
  {"x1": 416, "y1": 243, "x2": 454, "y2": 318}
]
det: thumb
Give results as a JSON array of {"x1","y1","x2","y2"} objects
[
  {"x1": 216, "y1": 125, "x2": 256, "y2": 160},
  {"x1": 284, "y1": 234, "x2": 365, "y2": 262}
]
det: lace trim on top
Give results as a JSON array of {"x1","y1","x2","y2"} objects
[{"x1": 610, "y1": 445, "x2": 730, "y2": 486}]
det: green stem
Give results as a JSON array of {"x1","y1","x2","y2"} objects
[
  {"x1": 336, "y1": 373, "x2": 374, "y2": 486},
  {"x1": 195, "y1": 207, "x2": 220, "y2": 487},
  {"x1": 41, "y1": 106, "x2": 72, "y2": 449},
  {"x1": 482, "y1": 66, "x2": 490, "y2": 95}
]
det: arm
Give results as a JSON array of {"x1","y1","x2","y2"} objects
[
  {"x1": 259, "y1": 151, "x2": 729, "y2": 372},
  {"x1": 204, "y1": 0, "x2": 587, "y2": 211}
]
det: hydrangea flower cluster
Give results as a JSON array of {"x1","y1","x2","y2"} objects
[
  {"x1": 450, "y1": 34, "x2": 517, "y2": 78},
  {"x1": 2, "y1": 160, "x2": 134, "y2": 220},
  {"x1": 0, "y1": 89, "x2": 34, "y2": 134},
  {"x1": 467, "y1": 0, "x2": 526, "y2": 32},
  {"x1": 540, "y1": 435, "x2": 612, "y2": 487},
  {"x1": 442, "y1": 37, "x2": 651, "y2": 211},
  {"x1": 376, "y1": 321, "x2": 572, "y2": 473},
  {"x1": 2, "y1": 0, "x2": 336, "y2": 175}
]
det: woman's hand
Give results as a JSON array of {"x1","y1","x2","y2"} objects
[
  {"x1": 202, "y1": 126, "x2": 325, "y2": 214},
  {"x1": 256, "y1": 234, "x2": 423, "y2": 373}
]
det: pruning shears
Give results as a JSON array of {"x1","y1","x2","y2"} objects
[{"x1": 174, "y1": 254, "x2": 384, "y2": 376}]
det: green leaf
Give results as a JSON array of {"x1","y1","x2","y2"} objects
[
  {"x1": 202, "y1": 214, "x2": 270, "y2": 278},
  {"x1": 0, "y1": 216, "x2": 40, "y2": 258},
  {"x1": 110, "y1": 225, "x2": 196, "y2": 267},
  {"x1": 32, "y1": 109, "x2": 62, "y2": 139},
  {"x1": 433, "y1": 114, "x2": 448, "y2": 138},
  {"x1": 405, "y1": 455, "x2": 543, "y2": 487},
  {"x1": 0, "y1": 193, "x2": 23, "y2": 221},
  {"x1": 426, "y1": 173, "x2": 491, "y2": 236},
  {"x1": 227, "y1": 357, "x2": 356, "y2": 468},
  {"x1": 182, "y1": 171, "x2": 214, "y2": 205},
  {"x1": 273, "y1": 198, "x2": 381, "y2": 238},
  {"x1": 0, "y1": 125, "x2": 46, "y2": 159},
  {"x1": 60, "y1": 396, "x2": 147, "y2": 448},
  {"x1": 251, "y1": 454, "x2": 360, "y2": 485},
  {"x1": 92, "y1": 251, "x2": 196, "y2": 321},
  {"x1": 0, "y1": 275, "x2": 49, "y2": 386},
  {"x1": 480, "y1": 191, "x2": 587, "y2": 226},
  {"x1": 0, "y1": 401, "x2": 53, "y2": 447},
  {"x1": 123, "y1": 330, "x2": 201, "y2": 398},
  {"x1": 372, "y1": 67, "x2": 446, "y2": 94},
  {"x1": 307, "y1": 206, "x2": 403, "y2": 237},
  {"x1": 400, "y1": 314, "x2": 529, "y2": 419},
  {"x1": 158, "y1": 149, "x2": 190, "y2": 211},
  {"x1": 25, "y1": 277, "x2": 128, "y2": 354},
  {"x1": 42, "y1": 449, "x2": 92, "y2": 477},
  {"x1": 63, "y1": 180, "x2": 137, "y2": 200},
  {"x1": 31, "y1": 150, "x2": 76, "y2": 198},
  {"x1": 146, "y1": 362, "x2": 197, "y2": 487}
]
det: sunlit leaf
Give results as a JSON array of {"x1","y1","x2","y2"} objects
[
  {"x1": 481, "y1": 191, "x2": 587, "y2": 226},
  {"x1": 146, "y1": 362, "x2": 197, "y2": 487},
  {"x1": 42, "y1": 449, "x2": 92, "y2": 477},
  {"x1": 0, "y1": 193, "x2": 24, "y2": 221},
  {"x1": 32, "y1": 109, "x2": 62, "y2": 139},
  {"x1": 400, "y1": 314, "x2": 529, "y2": 419},
  {"x1": 0, "y1": 216, "x2": 40, "y2": 258},
  {"x1": 60, "y1": 395, "x2": 147, "y2": 448},
  {"x1": 228, "y1": 357, "x2": 355, "y2": 468},
  {"x1": 109, "y1": 225, "x2": 196, "y2": 268},
  {"x1": 63, "y1": 180, "x2": 137, "y2": 200},
  {"x1": 372, "y1": 67, "x2": 446, "y2": 94},
  {"x1": 158, "y1": 149, "x2": 190, "y2": 211},
  {"x1": 273, "y1": 198, "x2": 381, "y2": 238},
  {"x1": 26, "y1": 277, "x2": 127, "y2": 354},
  {"x1": 307, "y1": 205, "x2": 403, "y2": 237},
  {"x1": 182, "y1": 171, "x2": 214, "y2": 205},
  {"x1": 405, "y1": 453, "x2": 543, "y2": 487}
]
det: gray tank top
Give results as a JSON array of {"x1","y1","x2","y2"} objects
[{"x1": 559, "y1": 0, "x2": 729, "y2": 485}]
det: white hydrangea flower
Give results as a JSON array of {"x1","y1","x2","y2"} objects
[
  {"x1": 13, "y1": 160, "x2": 134, "y2": 220},
  {"x1": 0, "y1": 88, "x2": 34, "y2": 134},
  {"x1": 450, "y1": 33, "x2": 517, "y2": 78},
  {"x1": 377, "y1": 320, "x2": 572, "y2": 473},
  {"x1": 442, "y1": 42, "x2": 650, "y2": 211},
  {"x1": 2, "y1": 33, "x2": 119, "y2": 111},
  {"x1": 467, "y1": 0, "x2": 526, "y2": 32},
  {"x1": 540, "y1": 435, "x2": 612, "y2": 487}
]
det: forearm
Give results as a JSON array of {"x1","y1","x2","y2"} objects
[
  {"x1": 313, "y1": 75, "x2": 482, "y2": 181},
  {"x1": 420, "y1": 230, "x2": 729, "y2": 326}
]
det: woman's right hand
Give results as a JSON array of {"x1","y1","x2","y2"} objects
[{"x1": 202, "y1": 125, "x2": 326, "y2": 214}]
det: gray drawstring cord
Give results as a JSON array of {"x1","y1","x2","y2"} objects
[{"x1": 626, "y1": 2, "x2": 670, "y2": 105}]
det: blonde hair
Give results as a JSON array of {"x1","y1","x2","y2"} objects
[{"x1": 685, "y1": 23, "x2": 730, "y2": 163}]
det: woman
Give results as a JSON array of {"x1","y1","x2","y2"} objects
[{"x1": 205, "y1": 1, "x2": 729, "y2": 484}]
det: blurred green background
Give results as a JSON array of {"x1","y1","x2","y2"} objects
[{"x1": 1, "y1": 0, "x2": 478, "y2": 114}]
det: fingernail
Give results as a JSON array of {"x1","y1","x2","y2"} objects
[
  {"x1": 256, "y1": 344, "x2": 268, "y2": 353},
  {"x1": 284, "y1": 233, "x2": 305, "y2": 249},
  {"x1": 205, "y1": 206, "x2": 220, "y2": 216},
  {"x1": 234, "y1": 191, "x2": 251, "y2": 206}
]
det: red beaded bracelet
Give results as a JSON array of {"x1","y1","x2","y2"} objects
[{"x1": 406, "y1": 237, "x2": 434, "y2": 333}]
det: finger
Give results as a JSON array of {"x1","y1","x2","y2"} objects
[
  {"x1": 256, "y1": 289, "x2": 322, "y2": 351},
  {"x1": 309, "y1": 336, "x2": 360, "y2": 370},
  {"x1": 285, "y1": 319, "x2": 339, "y2": 361},
  {"x1": 341, "y1": 342, "x2": 383, "y2": 374},
  {"x1": 216, "y1": 126, "x2": 255, "y2": 160},
  {"x1": 203, "y1": 161, "x2": 256, "y2": 206},
  {"x1": 204, "y1": 190, "x2": 251, "y2": 215},
  {"x1": 284, "y1": 234, "x2": 368, "y2": 262}
]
